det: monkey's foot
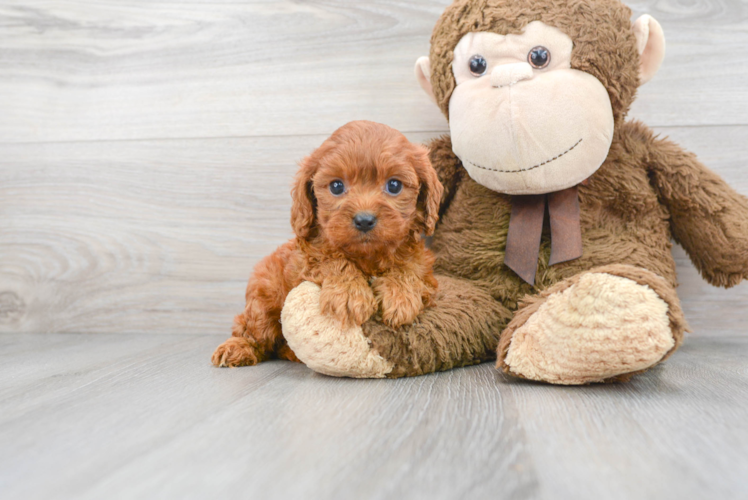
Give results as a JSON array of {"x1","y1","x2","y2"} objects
[
  {"x1": 281, "y1": 282, "x2": 394, "y2": 378},
  {"x1": 497, "y1": 265, "x2": 687, "y2": 385}
]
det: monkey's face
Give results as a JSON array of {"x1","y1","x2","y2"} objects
[{"x1": 447, "y1": 21, "x2": 615, "y2": 195}]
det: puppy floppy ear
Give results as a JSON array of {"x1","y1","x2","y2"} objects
[
  {"x1": 412, "y1": 144, "x2": 443, "y2": 236},
  {"x1": 291, "y1": 156, "x2": 318, "y2": 239}
]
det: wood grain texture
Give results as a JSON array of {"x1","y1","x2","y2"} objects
[
  {"x1": 0, "y1": 132, "x2": 437, "y2": 334},
  {"x1": 1, "y1": 0, "x2": 747, "y2": 335},
  {"x1": 2, "y1": 0, "x2": 748, "y2": 144},
  {"x1": 1, "y1": 127, "x2": 746, "y2": 335},
  {"x1": 0, "y1": 333, "x2": 746, "y2": 500},
  {"x1": 0, "y1": 0, "x2": 449, "y2": 143}
]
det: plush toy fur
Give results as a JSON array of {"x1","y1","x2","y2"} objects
[{"x1": 279, "y1": 0, "x2": 748, "y2": 384}]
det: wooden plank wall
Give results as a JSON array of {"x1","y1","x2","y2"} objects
[{"x1": 1, "y1": 0, "x2": 747, "y2": 335}]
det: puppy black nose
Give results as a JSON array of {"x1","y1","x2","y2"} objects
[{"x1": 353, "y1": 212, "x2": 377, "y2": 233}]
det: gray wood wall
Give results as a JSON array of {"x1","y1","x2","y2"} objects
[{"x1": 1, "y1": 0, "x2": 747, "y2": 335}]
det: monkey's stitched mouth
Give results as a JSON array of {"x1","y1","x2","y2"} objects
[{"x1": 464, "y1": 138, "x2": 583, "y2": 173}]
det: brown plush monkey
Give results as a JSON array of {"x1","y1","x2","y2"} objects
[{"x1": 280, "y1": 0, "x2": 748, "y2": 384}]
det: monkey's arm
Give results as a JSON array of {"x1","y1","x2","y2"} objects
[
  {"x1": 639, "y1": 124, "x2": 748, "y2": 288},
  {"x1": 426, "y1": 135, "x2": 465, "y2": 215},
  {"x1": 363, "y1": 275, "x2": 510, "y2": 377},
  {"x1": 281, "y1": 274, "x2": 510, "y2": 378}
]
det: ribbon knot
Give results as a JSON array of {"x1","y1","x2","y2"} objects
[{"x1": 503, "y1": 185, "x2": 583, "y2": 285}]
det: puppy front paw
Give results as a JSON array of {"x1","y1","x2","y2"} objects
[
  {"x1": 211, "y1": 337, "x2": 263, "y2": 367},
  {"x1": 373, "y1": 278, "x2": 425, "y2": 327},
  {"x1": 319, "y1": 278, "x2": 377, "y2": 327}
]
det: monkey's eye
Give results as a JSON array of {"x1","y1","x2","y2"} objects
[
  {"x1": 385, "y1": 178, "x2": 403, "y2": 195},
  {"x1": 469, "y1": 55, "x2": 488, "y2": 76},
  {"x1": 329, "y1": 180, "x2": 345, "y2": 196},
  {"x1": 528, "y1": 46, "x2": 550, "y2": 69}
]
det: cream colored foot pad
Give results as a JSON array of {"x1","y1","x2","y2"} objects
[
  {"x1": 505, "y1": 273, "x2": 674, "y2": 384},
  {"x1": 281, "y1": 282, "x2": 394, "y2": 379}
]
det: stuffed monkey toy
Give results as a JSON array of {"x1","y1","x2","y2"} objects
[{"x1": 280, "y1": 0, "x2": 748, "y2": 384}]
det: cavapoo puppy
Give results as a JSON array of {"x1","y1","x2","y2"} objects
[{"x1": 212, "y1": 121, "x2": 443, "y2": 367}]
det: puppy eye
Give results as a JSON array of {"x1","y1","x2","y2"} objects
[
  {"x1": 329, "y1": 180, "x2": 345, "y2": 196},
  {"x1": 385, "y1": 178, "x2": 403, "y2": 195},
  {"x1": 469, "y1": 55, "x2": 488, "y2": 76},
  {"x1": 528, "y1": 46, "x2": 550, "y2": 69}
]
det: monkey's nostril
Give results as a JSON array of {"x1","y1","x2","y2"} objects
[{"x1": 353, "y1": 213, "x2": 377, "y2": 233}]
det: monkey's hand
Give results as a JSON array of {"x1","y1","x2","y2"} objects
[{"x1": 644, "y1": 127, "x2": 748, "y2": 288}]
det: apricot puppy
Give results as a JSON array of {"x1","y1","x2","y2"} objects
[{"x1": 212, "y1": 121, "x2": 443, "y2": 368}]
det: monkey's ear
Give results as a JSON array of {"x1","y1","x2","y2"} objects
[
  {"x1": 633, "y1": 15, "x2": 666, "y2": 85},
  {"x1": 412, "y1": 145, "x2": 444, "y2": 236},
  {"x1": 290, "y1": 156, "x2": 317, "y2": 239},
  {"x1": 415, "y1": 56, "x2": 437, "y2": 104}
]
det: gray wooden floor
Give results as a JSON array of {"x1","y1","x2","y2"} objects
[
  {"x1": 1, "y1": 1, "x2": 748, "y2": 499},
  {"x1": 1, "y1": 334, "x2": 747, "y2": 499}
]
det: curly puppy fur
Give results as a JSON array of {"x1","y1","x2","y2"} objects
[{"x1": 212, "y1": 121, "x2": 443, "y2": 368}]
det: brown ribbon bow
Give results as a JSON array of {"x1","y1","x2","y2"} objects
[{"x1": 504, "y1": 185, "x2": 583, "y2": 285}]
